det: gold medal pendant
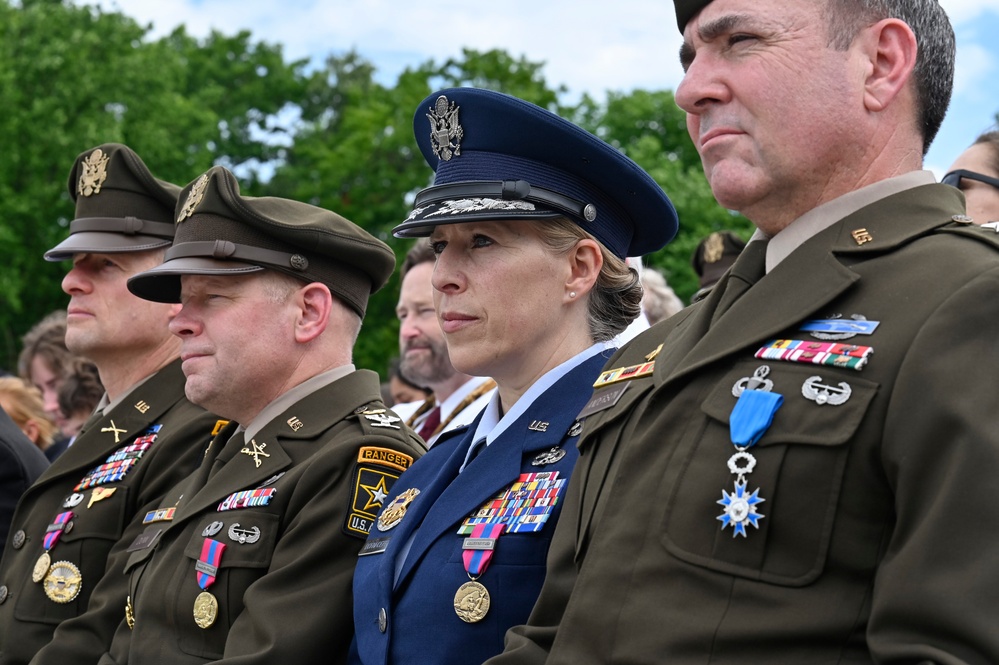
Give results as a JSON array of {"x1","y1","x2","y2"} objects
[
  {"x1": 42, "y1": 561, "x2": 82, "y2": 603},
  {"x1": 453, "y1": 580, "x2": 490, "y2": 623},
  {"x1": 31, "y1": 552, "x2": 52, "y2": 583},
  {"x1": 193, "y1": 590, "x2": 219, "y2": 629}
]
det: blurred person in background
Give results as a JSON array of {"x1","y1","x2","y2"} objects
[
  {"x1": 944, "y1": 129, "x2": 999, "y2": 224},
  {"x1": 0, "y1": 378, "x2": 60, "y2": 457},
  {"x1": 639, "y1": 266, "x2": 684, "y2": 325}
]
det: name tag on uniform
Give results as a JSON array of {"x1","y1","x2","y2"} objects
[
  {"x1": 126, "y1": 528, "x2": 162, "y2": 552},
  {"x1": 577, "y1": 383, "x2": 629, "y2": 419},
  {"x1": 358, "y1": 537, "x2": 391, "y2": 556}
]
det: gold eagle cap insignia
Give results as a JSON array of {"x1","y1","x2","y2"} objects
[
  {"x1": 177, "y1": 173, "x2": 209, "y2": 223},
  {"x1": 78, "y1": 148, "x2": 110, "y2": 197},
  {"x1": 428, "y1": 95, "x2": 463, "y2": 162}
]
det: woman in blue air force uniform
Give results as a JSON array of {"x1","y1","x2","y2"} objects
[{"x1": 349, "y1": 87, "x2": 678, "y2": 665}]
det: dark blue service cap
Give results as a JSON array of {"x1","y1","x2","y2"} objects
[{"x1": 392, "y1": 88, "x2": 679, "y2": 258}]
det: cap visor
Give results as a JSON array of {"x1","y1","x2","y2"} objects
[
  {"x1": 127, "y1": 257, "x2": 264, "y2": 303},
  {"x1": 44, "y1": 232, "x2": 172, "y2": 261},
  {"x1": 393, "y1": 205, "x2": 562, "y2": 238}
]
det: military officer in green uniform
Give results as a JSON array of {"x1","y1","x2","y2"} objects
[
  {"x1": 83, "y1": 165, "x2": 425, "y2": 664},
  {"x1": 0, "y1": 144, "x2": 220, "y2": 665},
  {"x1": 490, "y1": 0, "x2": 999, "y2": 663}
]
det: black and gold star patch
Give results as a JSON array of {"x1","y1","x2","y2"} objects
[{"x1": 343, "y1": 464, "x2": 402, "y2": 539}]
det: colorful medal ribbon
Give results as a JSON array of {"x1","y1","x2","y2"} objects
[
  {"x1": 717, "y1": 389, "x2": 783, "y2": 538},
  {"x1": 461, "y1": 523, "x2": 505, "y2": 578},
  {"x1": 196, "y1": 538, "x2": 226, "y2": 590},
  {"x1": 43, "y1": 512, "x2": 73, "y2": 551},
  {"x1": 754, "y1": 339, "x2": 872, "y2": 371},
  {"x1": 459, "y1": 471, "x2": 565, "y2": 535}
]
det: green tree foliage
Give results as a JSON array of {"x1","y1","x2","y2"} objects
[
  {"x1": 0, "y1": 0, "x2": 307, "y2": 369},
  {"x1": 1, "y1": 2, "x2": 749, "y2": 381}
]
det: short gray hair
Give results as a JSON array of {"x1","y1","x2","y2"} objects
[
  {"x1": 534, "y1": 218, "x2": 643, "y2": 343},
  {"x1": 824, "y1": 0, "x2": 955, "y2": 154}
]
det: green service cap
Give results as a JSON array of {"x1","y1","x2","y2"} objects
[
  {"x1": 45, "y1": 143, "x2": 180, "y2": 261},
  {"x1": 127, "y1": 165, "x2": 395, "y2": 318}
]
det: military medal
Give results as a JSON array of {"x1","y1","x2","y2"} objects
[
  {"x1": 42, "y1": 561, "x2": 82, "y2": 603},
  {"x1": 377, "y1": 488, "x2": 420, "y2": 532},
  {"x1": 717, "y1": 389, "x2": 783, "y2": 538},
  {"x1": 454, "y1": 523, "x2": 504, "y2": 623},
  {"x1": 193, "y1": 591, "x2": 219, "y2": 630},
  {"x1": 32, "y1": 552, "x2": 52, "y2": 584},
  {"x1": 34, "y1": 511, "x2": 74, "y2": 583},
  {"x1": 194, "y1": 538, "x2": 226, "y2": 628},
  {"x1": 454, "y1": 580, "x2": 491, "y2": 623},
  {"x1": 125, "y1": 595, "x2": 135, "y2": 629}
]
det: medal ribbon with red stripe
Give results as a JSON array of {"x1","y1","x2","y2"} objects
[
  {"x1": 461, "y1": 523, "x2": 505, "y2": 578},
  {"x1": 43, "y1": 512, "x2": 74, "y2": 551},
  {"x1": 196, "y1": 538, "x2": 227, "y2": 590}
]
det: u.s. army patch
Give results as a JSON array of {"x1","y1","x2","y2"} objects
[{"x1": 343, "y1": 464, "x2": 402, "y2": 539}]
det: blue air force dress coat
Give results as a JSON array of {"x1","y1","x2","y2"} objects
[
  {"x1": 351, "y1": 351, "x2": 610, "y2": 665},
  {"x1": 0, "y1": 409, "x2": 48, "y2": 550},
  {"x1": 97, "y1": 369, "x2": 424, "y2": 665},
  {"x1": 489, "y1": 184, "x2": 999, "y2": 664},
  {"x1": 0, "y1": 359, "x2": 218, "y2": 665}
]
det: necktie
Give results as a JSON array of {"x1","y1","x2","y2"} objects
[
  {"x1": 417, "y1": 405, "x2": 442, "y2": 441},
  {"x1": 711, "y1": 239, "x2": 769, "y2": 324}
]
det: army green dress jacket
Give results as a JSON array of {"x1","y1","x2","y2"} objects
[
  {"x1": 492, "y1": 184, "x2": 999, "y2": 664},
  {"x1": 0, "y1": 360, "x2": 219, "y2": 665},
  {"x1": 95, "y1": 368, "x2": 424, "y2": 665}
]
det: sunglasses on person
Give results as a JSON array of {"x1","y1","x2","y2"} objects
[{"x1": 942, "y1": 169, "x2": 999, "y2": 190}]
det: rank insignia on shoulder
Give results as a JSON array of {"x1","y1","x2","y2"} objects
[
  {"x1": 345, "y1": 464, "x2": 404, "y2": 539},
  {"x1": 211, "y1": 419, "x2": 230, "y2": 436},
  {"x1": 593, "y1": 361, "x2": 655, "y2": 389},
  {"x1": 364, "y1": 413, "x2": 401, "y2": 429},
  {"x1": 755, "y1": 339, "x2": 872, "y2": 371},
  {"x1": 357, "y1": 446, "x2": 414, "y2": 472}
]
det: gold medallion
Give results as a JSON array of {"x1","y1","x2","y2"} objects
[
  {"x1": 377, "y1": 488, "x2": 420, "y2": 532},
  {"x1": 453, "y1": 580, "x2": 491, "y2": 623},
  {"x1": 42, "y1": 561, "x2": 82, "y2": 603},
  {"x1": 193, "y1": 590, "x2": 219, "y2": 629},
  {"x1": 32, "y1": 552, "x2": 52, "y2": 583}
]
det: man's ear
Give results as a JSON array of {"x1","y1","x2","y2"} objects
[
  {"x1": 860, "y1": 18, "x2": 918, "y2": 114},
  {"x1": 294, "y1": 283, "x2": 333, "y2": 343}
]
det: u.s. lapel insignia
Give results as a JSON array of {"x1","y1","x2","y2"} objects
[
  {"x1": 101, "y1": 420, "x2": 127, "y2": 444},
  {"x1": 851, "y1": 228, "x2": 873, "y2": 245},
  {"x1": 239, "y1": 439, "x2": 270, "y2": 468},
  {"x1": 532, "y1": 447, "x2": 567, "y2": 466},
  {"x1": 177, "y1": 173, "x2": 209, "y2": 222},
  {"x1": 801, "y1": 376, "x2": 852, "y2": 406},
  {"x1": 528, "y1": 420, "x2": 549, "y2": 432},
  {"x1": 427, "y1": 95, "x2": 463, "y2": 161},
  {"x1": 732, "y1": 365, "x2": 774, "y2": 397},
  {"x1": 78, "y1": 148, "x2": 110, "y2": 197}
]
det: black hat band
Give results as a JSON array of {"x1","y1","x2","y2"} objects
[
  {"x1": 166, "y1": 240, "x2": 309, "y2": 272},
  {"x1": 70, "y1": 216, "x2": 176, "y2": 240},
  {"x1": 413, "y1": 180, "x2": 597, "y2": 224}
]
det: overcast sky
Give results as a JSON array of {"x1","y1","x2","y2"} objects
[{"x1": 97, "y1": 0, "x2": 999, "y2": 176}]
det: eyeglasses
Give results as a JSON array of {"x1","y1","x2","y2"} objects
[{"x1": 942, "y1": 169, "x2": 999, "y2": 190}]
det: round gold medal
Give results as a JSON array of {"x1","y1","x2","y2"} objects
[
  {"x1": 42, "y1": 561, "x2": 82, "y2": 603},
  {"x1": 193, "y1": 590, "x2": 219, "y2": 629},
  {"x1": 31, "y1": 552, "x2": 52, "y2": 583},
  {"x1": 453, "y1": 580, "x2": 491, "y2": 623}
]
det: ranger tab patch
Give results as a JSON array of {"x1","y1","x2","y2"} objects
[{"x1": 357, "y1": 446, "x2": 414, "y2": 472}]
